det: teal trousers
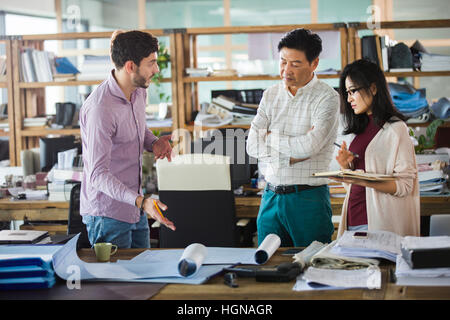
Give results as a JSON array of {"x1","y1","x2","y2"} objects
[{"x1": 257, "y1": 185, "x2": 334, "y2": 247}]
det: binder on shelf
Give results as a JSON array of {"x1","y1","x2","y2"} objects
[{"x1": 361, "y1": 35, "x2": 380, "y2": 67}]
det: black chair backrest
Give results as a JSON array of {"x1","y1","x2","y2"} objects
[
  {"x1": 68, "y1": 182, "x2": 91, "y2": 248},
  {"x1": 158, "y1": 190, "x2": 238, "y2": 248}
]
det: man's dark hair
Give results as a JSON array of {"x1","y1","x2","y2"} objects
[
  {"x1": 277, "y1": 28, "x2": 322, "y2": 63},
  {"x1": 111, "y1": 30, "x2": 158, "y2": 69},
  {"x1": 339, "y1": 59, "x2": 407, "y2": 135}
]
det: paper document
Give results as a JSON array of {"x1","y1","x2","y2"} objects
[
  {"x1": 395, "y1": 255, "x2": 450, "y2": 286},
  {"x1": 308, "y1": 241, "x2": 379, "y2": 270},
  {"x1": 131, "y1": 233, "x2": 281, "y2": 266},
  {"x1": 312, "y1": 169, "x2": 395, "y2": 181},
  {"x1": 330, "y1": 230, "x2": 402, "y2": 262},
  {"x1": 301, "y1": 266, "x2": 381, "y2": 289},
  {"x1": 53, "y1": 234, "x2": 230, "y2": 284},
  {"x1": 401, "y1": 236, "x2": 450, "y2": 250}
]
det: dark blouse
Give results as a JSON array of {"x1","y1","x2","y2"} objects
[{"x1": 347, "y1": 115, "x2": 383, "y2": 227}]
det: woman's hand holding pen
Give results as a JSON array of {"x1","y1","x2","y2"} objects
[
  {"x1": 335, "y1": 141, "x2": 354, "y2": 170},
  {"x1": 143, "y1": 198, "x2": 176, "y2": 231}
]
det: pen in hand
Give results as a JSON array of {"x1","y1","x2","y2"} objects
[
  {"x1": 153, "y1": 199, "x2": 166, "y2": 219},
  {"x1": 334, "y1": 142, "x2": 359, "y2": 158}
]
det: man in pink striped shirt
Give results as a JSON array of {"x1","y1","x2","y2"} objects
[{"x1": 80, "y1": 30, "x2": 175, "y2": 248}]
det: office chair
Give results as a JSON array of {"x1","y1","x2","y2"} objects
[
  {"x1": 429, "y1": 214, "x2": 450, "y2": 236},
  {"x1": 156, "y1": 153, "x2": 239, "y2": 248},
  {"x1": 67, "y1": 182, "x2": 91, "y2": 248}
]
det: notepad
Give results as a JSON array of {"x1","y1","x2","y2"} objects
[{"x1": 312, "y1": 170, "x2": 395, "y2": 181}]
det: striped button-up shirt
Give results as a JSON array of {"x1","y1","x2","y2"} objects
[
  {"x1": 80, "y1": 70, "x2": 158, "y2": 223},
  {"x1": 246, "y1": 74, "x2": 339, "y2": 186}
]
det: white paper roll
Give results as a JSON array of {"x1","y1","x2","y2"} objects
[
  {"x1": 177, "y1": 243, "x2": 207, "y2": 277},
  {"x1": 254, "y1": 233, "x2": 281, "y2": 264}
]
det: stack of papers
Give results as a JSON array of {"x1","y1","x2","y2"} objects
[
  {"x1": 77, "y1": 55, "x2": 112, "y2": 81},
  {"x1": 292, "y1": 241, "x2": 381, "y2": 291},
  {"x1": 418, "y1": 170, "x2": 448, "y2": 195},
  {"x1": 330, "y1": 230, "x2": 402, "y2": 262},
  {"x1": 185, "y1": 67, "x2": 211, "y2": 77},
  {"x1": 395, "y1": 255, "x2": 450, "y2": 286},
  {"x1": 420, "y1": 52, "x2": 450, "y2": 71}
]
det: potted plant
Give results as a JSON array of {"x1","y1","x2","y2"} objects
[
  {"x1": 410, "y1": 119, "x2": 445, "y2": 154},
  {"x1": 152, "y1": 41, "x2": 171, "y2": 103}
]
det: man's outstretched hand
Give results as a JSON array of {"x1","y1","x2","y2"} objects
[{"x1": 152, "y1": 135, "x2": 173, "y2": 161}]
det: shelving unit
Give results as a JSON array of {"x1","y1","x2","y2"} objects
[
  {"x1": 2, "y1": 19, "x2": 449, "y2": 164},
  {"x1": 0, "y1": 39, "x2": 17, "y2": 165},
  {"x1": 174, "y1": 23, "x2": 349, "y2": 134},
  {"x1": 347, "y1": 19, "x2": 450, "y2": 131},
  {"x1": 9, "y1": 30, "x2": 179, "y2": 165}
]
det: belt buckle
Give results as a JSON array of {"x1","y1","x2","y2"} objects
[{"x1": 276, "y1": 185, "x2": 287, "y2": 194}]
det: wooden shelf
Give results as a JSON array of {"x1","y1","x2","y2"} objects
[
  {"x1": 0, "y1": 129, "x2": 10, "y2": 136},
  {"x1": 385, "y1": 71, "x2": 450, "y2": 77},
  {"x1": 18, "y1": 77, "x2": 172, "y2": 88},
  {"x1": 0, "y1": 82, "x2": 7, "y2": 88},
  {"x1": 20, "y1": 126, "x2": 174, "y2": 137},
  {"x1": 20, "y1": 128, "x2": 81, "y2": 137},
  {"x1": 183, "y1": 73, "x2": 340, "y2": 83},
  {"x1": 185, "y1": 124, "x2": 251, "y2": 131}
]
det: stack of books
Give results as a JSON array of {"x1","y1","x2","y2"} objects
[
  {"x1": 209, "y1": 95, "x2": 258, "y2": 125},
  {"x1": 20, "y1": 48, "x2": 54, "y2": 82},
  {"x1": 185, "y1": 67, "x2": 211, "y2": 77},
  {"x1": 77, "y1": 55, "x2": 112, "y2": 81},
  {"x1": 416, "y1": 152, "x2": 449, "y2": 195},
  {"x1": 418, "y1": 169, "x2": 448, "y2": 195},
  {"x1": 47, "y1": 167, "x2": 83, "y2": 201},
  {"x1": 420, "y1": 52, "x2": 450, "y2": 71},
  {"x1": 23, "y1": 117, "x2": 48, "y2": 128}
]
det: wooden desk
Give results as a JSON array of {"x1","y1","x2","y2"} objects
[
  {"x1": 73, "y1": 247, "x2": 450, "y2": 300},
  {"x1": 1, "y1": 195, "x2": 448, "y2": 222}
]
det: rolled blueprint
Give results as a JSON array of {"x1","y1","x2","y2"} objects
[
  {"x1": 178, "y1": 243, "x2": 208, "y2": 277},
  {"x1": 254, "y1": 233, "x2": 281, "y2": 264}
]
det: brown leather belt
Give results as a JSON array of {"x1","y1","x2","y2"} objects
[{"x1": 266, "y1": 182, "x2": 323, "y2": 194}]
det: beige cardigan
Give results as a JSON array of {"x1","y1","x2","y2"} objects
[{"x1": 337, "y1": 119, "x2": 420, "y2": 237}]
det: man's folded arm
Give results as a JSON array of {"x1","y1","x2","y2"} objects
[{"x1": 267, "y1": 94, "x2": 339, "y2": 159}]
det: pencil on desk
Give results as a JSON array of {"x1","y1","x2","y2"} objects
[{"x1": 153, "y1": 199, "x2": 166, "y2": 219}]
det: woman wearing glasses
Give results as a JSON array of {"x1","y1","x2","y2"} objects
[{"x1": 333, "y1": 59, "x2": 420, "y2": 237}]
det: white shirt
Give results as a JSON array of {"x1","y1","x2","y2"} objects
[{"x1": 246, "y1": 74, "x2": 339, "y2": 186}]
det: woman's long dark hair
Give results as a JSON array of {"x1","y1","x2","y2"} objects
[{"x1": 339, "y1": 59, "x2": 407, "y2": 135}]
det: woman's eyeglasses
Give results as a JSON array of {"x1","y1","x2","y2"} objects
[{"x1": 346, "y1": 87, "x2": 365, "y2": 97}]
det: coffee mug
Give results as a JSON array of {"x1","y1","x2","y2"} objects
[{"x1": 94, "y1": 242, "x2": 118, "y2": 262}]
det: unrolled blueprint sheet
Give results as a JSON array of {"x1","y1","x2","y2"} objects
[
  {"x1": 130, "y1": 233, "x2": 281, "y2": 266},
  {"x1": 52, "y1": 234, "x2": 230, "y2": 284}
]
